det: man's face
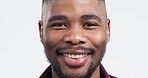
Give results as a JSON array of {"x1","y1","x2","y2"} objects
[{"x1": 39, "y1": 0, "x2": 110, "y2": 78}]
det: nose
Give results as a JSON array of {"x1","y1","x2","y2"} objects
[{"x1": 63, "y1": 27, "x2": 86, "y2": 45}]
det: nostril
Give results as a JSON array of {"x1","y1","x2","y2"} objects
[
  {"x1": 64, "y1": 34, "x2": 86, "y2": 45},
  {"x1": 66, "y1": 41, "x2": 72, "y2": 44},
  {"x1": 79, "y1": 41, "x2": 85, "y2": 44},
  {"x1": 66, "y1": 41, "x2": 85, "y2": 45}
]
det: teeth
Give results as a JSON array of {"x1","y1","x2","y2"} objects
[{"x1": 63, "y1": 54, "x2": 87, "y2": 59}]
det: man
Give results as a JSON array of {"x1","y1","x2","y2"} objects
[{"x1": 39, "y1": 0, "x2": 116, "y2": 78}]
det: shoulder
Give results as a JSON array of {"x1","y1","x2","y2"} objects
[
  {"x1": 109, "y1": 75, "x2": 118, "y2": 78},
  {"x1": 40, "y1": 66, "x2": 52, "y2": 78}
]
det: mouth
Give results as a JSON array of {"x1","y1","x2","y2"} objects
[
  {"x1": 63, "y1": 53, "x2": 88, "y2": 59},
  {"x1": 56, "y1": 48, "x2": 94, "y2": 67}
]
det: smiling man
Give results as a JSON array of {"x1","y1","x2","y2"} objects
[{"x1": 39, "y1": 0, "x2": 116, "y2": 78}]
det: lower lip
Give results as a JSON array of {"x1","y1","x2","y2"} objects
[{"x1": 61, "y1": 55, "x2": 90, "y2": 67}]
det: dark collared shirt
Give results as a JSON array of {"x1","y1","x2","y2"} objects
[{"x1": 40, "y1": 64, "x2": 117, "y2": 78}]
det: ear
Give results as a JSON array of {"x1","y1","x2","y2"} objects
[
  {"x1": 38, "y1": 20, "x2": 44, "y2": 43},
  {"x1": 106, "y1": 19, "x2": 110, "y2": 43}
]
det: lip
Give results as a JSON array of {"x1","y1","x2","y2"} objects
[
  {"x1": 64, "y1": 54, "x2": 90, "y2": 67},
  {"x1": 57, "y1": 49, "x2": 93, "y2": 67},
  {"x1": 57, "y1": 48, "x2": 93, "y2": 55}
]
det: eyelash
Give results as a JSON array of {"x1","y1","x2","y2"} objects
[
  {"x1": 83, "y1": 22, "x2": 97, "y2": 26},
  {"x1": 48, "y1": 22, "x2": 68, "y2": 30},
  {"x1": 49, "y1": 22, "x2": 98, "y2": 29},
  {"x1": 50, "y1": 22, "x2": 67, "y2": 27}
]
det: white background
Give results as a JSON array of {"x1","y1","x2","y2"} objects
[{"x1": 0, "y1": 0, "x2": 148, "y2": 78}]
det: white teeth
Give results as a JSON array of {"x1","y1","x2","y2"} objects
[{"x1": 63, "y1": 54, "x2": 87, "y2": 59}]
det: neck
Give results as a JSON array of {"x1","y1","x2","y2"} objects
[
  {"x1": 90, "y1": 65, "x2": 101, "y2": 78},
  {"x1": 51, "y1": 67, "x2": 58, "y2": 78}
]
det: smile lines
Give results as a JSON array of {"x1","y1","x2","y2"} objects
[{"x1": 63, "y1": 54, "x2": 87, "y2": 59}]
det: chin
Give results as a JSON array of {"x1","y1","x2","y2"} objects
[{"x1": 52, "y1": 60, "x2": 100, "y2": 78}]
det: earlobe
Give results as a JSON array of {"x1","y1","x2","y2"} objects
[
  {"x1": 38, "y1": 20, "x2": 44, "y2": 43},
  {"x1": 106, "y1": 19, "x2": 111, "y2": 43}
]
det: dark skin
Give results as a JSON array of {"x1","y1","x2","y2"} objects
[{"x1": 39, "y1": 0, "x2": 110, "y2": 78}]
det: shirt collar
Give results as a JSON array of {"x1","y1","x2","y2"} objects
[{"x1": 100, "y1": 64, "x2": 116, "y2": 78}]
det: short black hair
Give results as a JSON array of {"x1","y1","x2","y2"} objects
[
  {"x1": 42, "y1": 0, "x2": 50, "y2": 6},
  {"x1": 42, "y1": 0, "x2": 105, "y2": 6}
]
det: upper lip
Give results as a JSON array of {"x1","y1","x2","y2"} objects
[{"x1": 56, "y1": 48, "x2": 93, "y2": 55}]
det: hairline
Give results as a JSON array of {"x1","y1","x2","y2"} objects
[
  {"x1": 41, "y1": 0, "x2": 107, "y2": 24},
  {"x1": 42, "y1": 0, "x2": 105, "y2": 6}
]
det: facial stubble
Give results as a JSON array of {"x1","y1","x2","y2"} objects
[{"x1": 44, "y1": 46, "x2": 106, "y2": 78}]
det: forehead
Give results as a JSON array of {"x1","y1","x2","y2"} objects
[
  {"x1": 43, "y1": 0, "x2": 105, "y2": 23},
  {"x1": 45, "y1": 0, "x2": 104, "y2": 13}
]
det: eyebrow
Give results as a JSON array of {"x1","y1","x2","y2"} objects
[
  {"x1": 48, "y1": 14, "x2": 102, "y2": 22},
  {"x1": 80, "y1": 14, "x2": 102, "y2": 22},
  {"x1": 48, "y1": 15, "x2": 67, "y2": 22}
]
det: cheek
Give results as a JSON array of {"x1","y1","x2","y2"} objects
[
  {"x1": 89, "y1": 31, "x2": 107, "y2": 47},
  {"x1": 43, "y1": 30, "x2": 64, "y2": 61},
  {"x1": 43, "y1": 30, "x2": 63, "y2": 48},
  {"x1": 88, "y1": 31, "x2": 107, "y2": 63}
]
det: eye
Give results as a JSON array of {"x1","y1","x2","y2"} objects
[
  {"x1": 83, "y1": 22, "x2": 98, "y2": 29},
  {"x1": 50, "y1": 22, "x2": 68, "y2": 29}
]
